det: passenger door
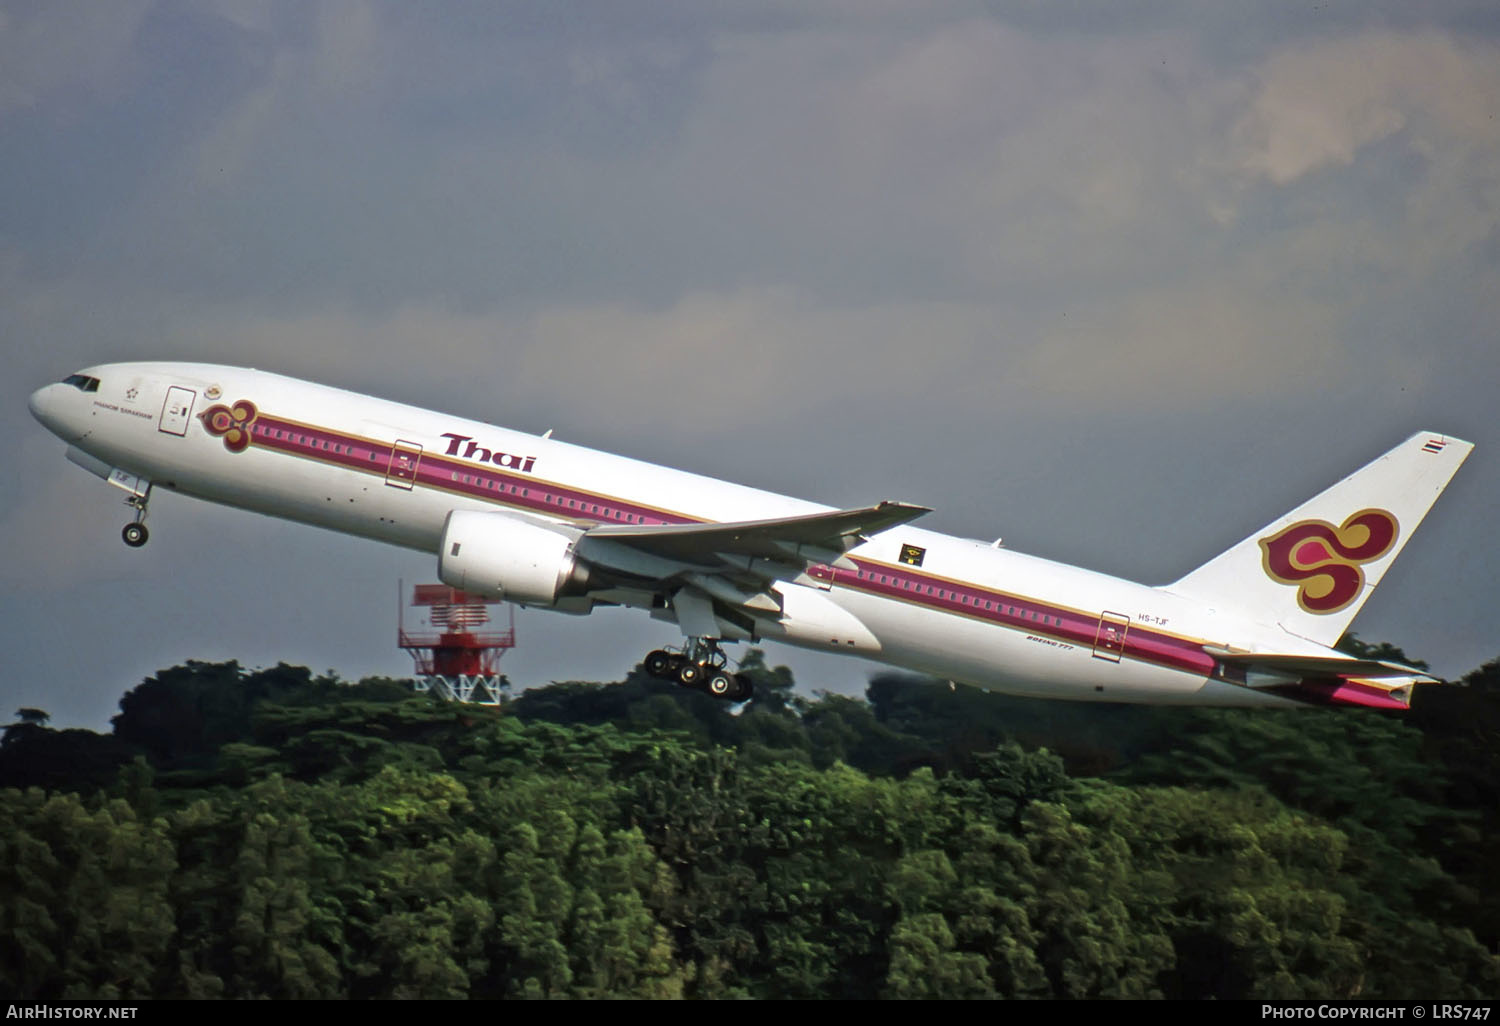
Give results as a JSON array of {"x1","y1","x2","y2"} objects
[
  {"x1": 158, "y1": 386, "x2": 196, "y2": 437},
  {"x1": 386, "y1": 440, "x2": 423, "y2": 489}
]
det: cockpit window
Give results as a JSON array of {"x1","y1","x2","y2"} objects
[{"x1": 62, "y1": 374, "x2": 100, "y2": 392}]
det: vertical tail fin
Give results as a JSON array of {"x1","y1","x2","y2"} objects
[{"x1": 1164, "y1": 431, "x2": 1473, "y2": 647}]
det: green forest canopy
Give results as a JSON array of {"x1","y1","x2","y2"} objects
[{"x1": 1, "y1": 641, "x2": 1497, "y2": 999}]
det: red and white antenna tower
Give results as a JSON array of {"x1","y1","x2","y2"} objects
[{"x1": 398, "y1": 582, "x2": 516, "y2": 705}]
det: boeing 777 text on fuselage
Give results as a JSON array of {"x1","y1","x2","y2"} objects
[{"x1": 29, "y1": 363, "x2": 1472, "y2": 709}]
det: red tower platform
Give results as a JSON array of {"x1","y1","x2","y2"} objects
[{"x1": 398, "y1": 583, "x2": 516, "y2": 705}]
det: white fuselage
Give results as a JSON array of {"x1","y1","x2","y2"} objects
[{"x1": 30, "y1": 362, "x2": 1327, "y2": 707}]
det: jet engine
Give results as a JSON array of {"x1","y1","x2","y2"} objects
[{"x1": 438, "y1": 510, "x2": 593, "y2": 606}]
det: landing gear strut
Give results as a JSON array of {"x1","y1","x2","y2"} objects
[
  {"x1": 644, "y1": 638, "x2": 754, "y2": 702},
  {"x1": 122, "y1": 487, "x2": 151, "y2": 548}
]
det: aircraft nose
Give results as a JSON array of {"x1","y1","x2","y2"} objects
[
  {"x1": 29, "y1": 383, "x2": 83, "y2": 441},
  {"x1": 28, "y1": 384, "x2": 56, "y2": 425}
]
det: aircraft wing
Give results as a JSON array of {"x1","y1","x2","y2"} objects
[
  {"x1": 1204, "y1": 646, "x2": 1442, "y2": 684},
  {"x1": 572, "y1": 501, "x2": 930, "y2": 638},
  {"x1": 582, "y1": 501, "x2": 930, "y2": 567}
]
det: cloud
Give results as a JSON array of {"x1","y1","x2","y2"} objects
[
  {"x1": 1015, "y1": 280, "x2": 1346, "y2": 407},
  {"x1": 1234, "y1": 30, "x2": 1500, "y2": 185},
  {"x1": 9, "y1": 13, "x2": 1491, "y2": 435},
  {"x1": 149, "y1": 277, "x2": 1357, "y2": 434},
  {"x1": 0, "y1": 1, "x2": 152, "y2": 113}
]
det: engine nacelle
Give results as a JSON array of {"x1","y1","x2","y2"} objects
[{"x1": 438, "y1": 510, "x2": 592, "y2": 607}]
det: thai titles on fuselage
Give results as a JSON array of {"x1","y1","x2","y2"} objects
[{"x1": 440, "y1": 433, "x2": 537, "y2": 474}]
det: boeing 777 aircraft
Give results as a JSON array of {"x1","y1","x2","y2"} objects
[{"x1": 29, "y1": 362, "x2": 1472, "y2": 709}]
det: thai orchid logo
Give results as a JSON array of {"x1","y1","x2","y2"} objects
[
  {"x1": 200, "y1": 400, "x2": 259, "y2": 453},
  {"x1": 1259, "y1": 509, "x2": 1399, "y2": 614}
]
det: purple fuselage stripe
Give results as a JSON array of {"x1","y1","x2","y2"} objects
[
  {"x1": 250, "y1": 416, "x2": 696, "y2": 527},
  {"x1": 834, "y1": 561, "x2": 1217, "y2": 680},
  {"x1": 247, "y1": 412, "x2": 1216, "y2": 682}
]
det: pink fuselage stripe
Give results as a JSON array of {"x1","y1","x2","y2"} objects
[
  {"x1": 832, "y1": 561, "x2": 1217, "y2": 680},
  {"x1": 244, "y1": 411, "x2": 1366, "y2": 704},
  {"x1": 249, "y1": 415, "x2": 695, "y2": 527}
]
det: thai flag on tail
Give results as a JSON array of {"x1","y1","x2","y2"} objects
[{"x1": 1422, "y1": 438, "x2": 1447, "y2": 454}]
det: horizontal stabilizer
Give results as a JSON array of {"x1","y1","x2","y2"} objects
[{"x1": 1205, "y1": 646, "x2": 1441, "y2": 684}]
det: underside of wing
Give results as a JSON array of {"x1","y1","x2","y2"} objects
[
  {"x1": 582, "y1": 501, "x2": 931, "y2": 567},
  {"x1": 573, "y1": 501, "x2": 930, "y2": 643}
]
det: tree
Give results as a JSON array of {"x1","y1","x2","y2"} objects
[
  {"x1": 0, "y1": 791, "x2": 175, "y2": 999},
  {"x1": 1336, "y1": 632, "x2": 1430, "y2": 671},
  {"x1": 0, "y1": 723, "x2": 138, "y2": 793}
]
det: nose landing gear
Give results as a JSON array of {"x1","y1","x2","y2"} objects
[
  {"x1": 644, "y1": 638, "x2": 754, "y2": 702},
  {"x1": 121, "y1": 486, "x2": 152, "y2": 547}
]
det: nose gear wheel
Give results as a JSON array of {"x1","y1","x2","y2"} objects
[{"x1": 122, "y1": 486, "x2": 152, "y2": 547}]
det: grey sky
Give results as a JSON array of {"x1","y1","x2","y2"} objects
[{"x1": 3, "y1": 2, "x2": 1496, "y2": 728}]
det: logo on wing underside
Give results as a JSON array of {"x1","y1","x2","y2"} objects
[{"x1": 1259, "y1": 509, "x2": 1399, "y2": 614}]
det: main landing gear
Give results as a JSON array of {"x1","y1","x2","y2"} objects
[
  {"x1": 121, "y1": 486, "x2": 151, "y2": 548},
  {"x1": 644, "y1": 638, "x2": 754, "y2": 702}
]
